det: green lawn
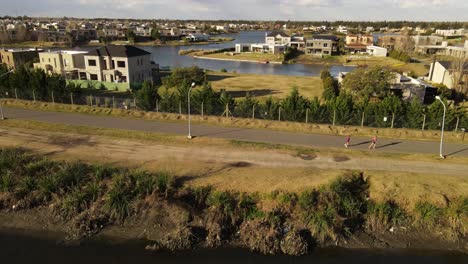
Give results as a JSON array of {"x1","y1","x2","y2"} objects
[
  {"x1": 201, "y1": 52, "x2": 284, "y2": 63},
  {"x1": 207, "y1": 72, "x2": 323, "y2": 100}
]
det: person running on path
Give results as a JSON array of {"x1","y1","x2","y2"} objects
[
  {"x1": 344, "y1": 135, "x2": 351, "y2": 148},
  {"x1": 369, "y1": 136, "x2": 377, "y2": 150}
]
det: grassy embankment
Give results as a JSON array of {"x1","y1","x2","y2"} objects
[
  {"x1": 2, "y1": 99, "x2": 467, "y2": 144},
  {"x1": 2, "y1": 41, "x2": 68, "y2": 48},
  {"x1": 0, "y1": 147, "x2": 466, "y2": 255}
]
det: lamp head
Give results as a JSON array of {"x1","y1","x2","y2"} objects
[
  {"x1": 191, "y1": 82, "x2": 196, "y2": 88},
  {"x1": 435, "y1": 96, "x2": 441, "y2": 100}
]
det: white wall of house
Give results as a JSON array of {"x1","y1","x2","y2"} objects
[
  {"x1": 367, "y1": 46, "x2": 387, "y2": 57},
  {"x1": 428, "y1": 62, "x2": 454, "y2": 88}
]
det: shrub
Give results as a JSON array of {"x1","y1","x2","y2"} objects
[
  {"x1": 0, "y1": 172, "x2": 15, "y2": 192},
  {"x1": 298, "y1": 190, "x2": 318, "y2": 210},
  {"x1": 132, "y1": 170, "x2": 156, "y2": 198},
  {"x1": 237, "y1": 193, "x2": 263, "y2": 220},
  {"x1": 106, "y1": 175, "x2": 133, "y2": 222},
  {"x1": 304, "y1": 206, "x2": 340, "y2": 242},
  {"x1": 38, "y1": 175, "x2": 59, "y2": 201},
  {"x1": 16, "y1": 176, "x2": 37, "y2": 197},
  {"x1": 414, "y1": 201, "x2": 442, "y2": 227},
  {"x1": 188, "y1": 186, "x2": 212, "y2": 209},
  {"x1": 154, "y1": 171, "x2": 174, "y2": 197},
  {"x1": 366, "y1": 200, "x2": 407, "y2": 231},
  {"x1": 207, "y1": 191, "x2": 237, "y2": 217}
]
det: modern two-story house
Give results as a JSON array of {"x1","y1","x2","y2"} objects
[
  {"x1": 305, "y1": 35, "x2": 339, "y2": 57},
  {"x1": 83, "y1": 45, "x2": 153, "y2": 84}
]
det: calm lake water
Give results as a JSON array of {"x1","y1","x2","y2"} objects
[
  {"x1": 1, "y1": 229, "x2": 466, "y2": 264},
  {"x1": 60, "y1": 31, "x2": 353, "y2": 77},
  {"x1": 137, "y1": 31, "x2": 355, "y2": 76}
]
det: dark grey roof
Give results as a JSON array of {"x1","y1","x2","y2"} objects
[
  {"x1": 310, "y1": 35, "x2": 339, "y2": 41},
  {"x1": 438, "y1": 61, "x2": 468, "y2": 71},
  {"x1": 87, "y1": 45, "x2": 151, "y2": 57},
  {"x1": 438, "y1": 61, "x2": 452, "y2": 69},
  {"x1": 266, "y1": 31, "x2": 290, "y2": 38}
]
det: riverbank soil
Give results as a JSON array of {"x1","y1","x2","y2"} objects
[
  {"x1": 0, "y1": 126, "x2": 466, "y2": 255},
  {"x1": 199, "y1": 52, "x2": 284, "y2": 63}
]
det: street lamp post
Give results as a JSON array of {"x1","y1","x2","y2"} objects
[
  {"x1": 435, "y1": 96, "x2": 446, "y2": 159},
  {"x1": 0, "y1": 69, "x2": 15, "y2": 121},
  {"x1": 187, "y1": 82, "x2": 196, "y2": 139}
]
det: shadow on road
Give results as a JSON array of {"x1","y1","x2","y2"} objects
[
  {"x1": 350, "y1": 141, "x2": 371, "y2": 147},
  {"x1": 377, "y1": 142, "x2": 402, "y2": 149},
  {"x1": 197, "y1": 128, "x2": 245, "y2": 137},
  {"x1": 446, "y1": 147, "x2": 468, "y2": 157}
]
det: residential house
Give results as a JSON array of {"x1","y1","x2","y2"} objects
[
  {"x1": 0, "y1": 48, "x2": 40, "y2": 69},
  {"x1": 366, "y1": 46, "x2": 387, "y2": 57},
  {"x1": 428, "y1": 61, "x2": 468, "y2": 89},
  {"x1": 345, "y1": 34, "x2": 373, "y2": 54},
  {"x1": 290, "y1": 35, "x2": 305, "y2": 50},
  {"x1": 444, "y1": 40, "x2": 468, "y2": 58},
  {"x1": 265, "y1": 31, "x2": 291, "y2": 46},
  {"x1": 412, "y1": 35, "x2": 443, "y2": 47},
  {"x1": 435, "y1": 29, "x2": 467, "y2": 37},
  {"x1": 83, "y1": 45, "x2": 155, "y2": 85},
  {"x1": 305, "y1": 35, "x2": 339, "y2": 57},
  {"x1": 235, "y1": 43, "x2": 286, "y2": 55},
  {"x1": 185, "y1": 33, "x2": 209, "y2": 42},
  {"x1": 34, "y1": 50, "x2": 88, "y2": 80},
  {"x1": 391, "y1": 73, "x2": 437, "y2": 104},
  {"x1": 377, "y1": 35, "x2": 412, "y2": 51}
]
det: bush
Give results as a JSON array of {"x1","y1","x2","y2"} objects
[
  {"x1": 414, "y1": 201, "x2": 442, "y2": 227},
  {"x1": 0, "y1": 172, "x2": 15, "y2": 192},
  {"x1": 366, "y1": 200, "x2": 406, "y2": 231},
  {"x1": 106, "y1": 175, "x2": 133, "y2": 222}
]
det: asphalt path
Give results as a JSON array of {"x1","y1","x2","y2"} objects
[{"x1": 3, "y1": 107, "x2": 468, "y2": 157}]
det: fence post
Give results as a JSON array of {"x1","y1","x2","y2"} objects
[
  {"x1": 14, "y1": 89, "x2": 18, "y2": 100},
  {"x1": 134, "y1": 97, "x2": 136, "y2": 110},
  {"x1": 391, "y1": 112, "x2": 395, "y2": 129},
  {"x1": 422, "y1": 114, "x2": 426, "y2": 131},
  {"x1": 179, "y1": 101, "x2": 182, "y2": 115},
  {"x1": 332, "y1": 109, "x2": 336, "y2": 127},
  {"x1": 90, "y1": 95, "x2": 93, "y2": 107},
  {"x1": 156, "y1": 99, "x2": 159, "y2": 112},
  {"x1": 51, "y1": 91, "x2": 55, "y2": 104},
  {"x1": 252, "y1": 105, "x2": 255, "y2": 120},
  {"x1": 33, "y1": 90, "x2": 36, "y2": 102},
  {"x1": 455, "y1": 117, "x2": 460, "y2": 132},
  {"x1": 70, "y1": 93, "x2": 74, "y2": 105},
  {"x1": 278, "y1": 107, "x2": 281, "y2": 121},
  {"x1": 226, "y1": 103, "x2": 229, "y2": 118},
  {"x1": 306, "y1": 108, "x2": 309, "y2": 124},
  {"x1": 112, "y1": 96, "x2": 115, "y2": 108},
  {"x1": 201, "y1": 101, "x2": 204, "y2": 119},
  {"x1": 361, "y1": 111, "x2": 365, "y2": 127}
]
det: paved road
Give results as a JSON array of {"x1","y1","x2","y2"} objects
[{"x1": 3, "y1": 107, "x2": 468, "y2": 157}]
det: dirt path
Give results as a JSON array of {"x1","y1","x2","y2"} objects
[{"x1": 0, "y1": 127, "x2": 467, "y2": 177}]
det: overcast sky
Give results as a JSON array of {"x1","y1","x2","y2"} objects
[{"x1": 1, "y1": 0, "x2": 468, "y2": 21}]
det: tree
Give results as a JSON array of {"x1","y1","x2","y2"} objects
[
  {"x1": 260, "y1": 96, "x2": 280, "y2": 120},
  {"x1": 404, "y1": 98, "x2": 424, "y2": 129},
  {"x1": 341, "y1": 66, "x2": 394, "y2": 99},
  {"x1": 327, "y1": 93, "x2": 354, "y2": 125},
  {"x1": 135, "y1": 81, "x2": 158, "y2": 111},
  {"x1": 159, "y1": 87, "x2": 177, "y2": 113},
  {"x1": 151, "y1": 28, "x2": 161, "y2": 40},
  {"x1": 281, "y1": 87, "x2": 309, "y2": 122},
  {"x1": 322, "y1": 76, "x2": 339, "y2": 101},
  {"x1": 126, "y1": 29, "x2": 136, "y2": 43},
  {"x1": 162, "y1": 66, "x2": 206, "y2": 88},
  {"x1": 218, "y1": 90, "x2": 235, "y2": 116},
  {"x1": 192, "y1": 83, "x2": 220, "y2": 115},
  {"x1": 450, "y1": 57, "x2": 468, "y2": 97},
  {"x1": 234, "y1": 92, "x2": 258, "y2": 118},
  {"x1": 380, "y1": 95, "x2": 403, "y2": 128}
]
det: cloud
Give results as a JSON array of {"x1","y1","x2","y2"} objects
[{"x1": 390, "y1": 0, "x2": 453, "y2": 8}]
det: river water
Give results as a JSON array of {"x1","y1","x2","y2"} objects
[
  {"x1": 1, "y1": 229, "x2": 466, "y2": 264},
  {"x1": 137, "y1": 31, "x2": 354, "y2": 76}
]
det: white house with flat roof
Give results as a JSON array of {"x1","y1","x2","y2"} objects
[{"x1": 366, "y1": 46, "x2": 387, "y2": 57}]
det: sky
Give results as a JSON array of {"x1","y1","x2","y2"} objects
[{"x1": 1, "y1": 0, "x2": 467, "y2": 21}]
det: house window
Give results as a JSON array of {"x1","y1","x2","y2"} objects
[
  {"x1": 117, "y1": 61, "x2": 126, "y2": 68},
  {"x1": 64, "y1": 59, "x2": 69, "y2": 66},
  {"x1": 90, "y1": 74, "x2": 98, "y2": 80},
  {"x1": 111, "y1": 60, "x2": 115, "y2": 69},
  {"x1": 323, "y1": 43, "x2": 328, "y2": 47},
  {"x1": 54, "y1": 58, "x2": 57, "y2": 68},
  {"x1": 88, "y1": 59, "x2": 97, "y2": 66}
]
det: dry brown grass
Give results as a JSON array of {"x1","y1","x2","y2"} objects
[
  {"x1": 343, "y1": 56, "x2": 429, "y2": 76},
  {"x1": 201, "y1": 52, "x2": 284, "y2": 63},
  {"x1": 207, "y1": 72, "x2": 323, "y2": 100}
]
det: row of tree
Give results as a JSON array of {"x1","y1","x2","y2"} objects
[
  {"x1": 133, "y1": 67, "x2": 467, "y2": 131},
  {"x1": 1, "y1": 64, "x2": 467, "y2": 132}
]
